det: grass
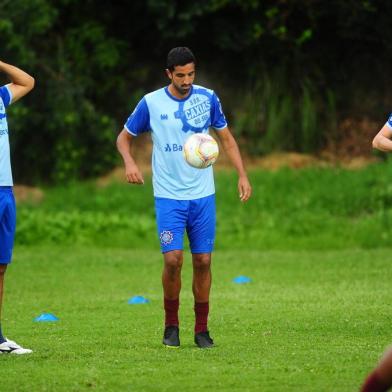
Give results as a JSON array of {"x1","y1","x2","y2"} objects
[
  {"x1": 4, "y1": 164, "x2": 392, "y2": 390},
  {"x1": 1, "y1": 246, "x2": 391, "y2": 391},
  {"x1": 15, "y1": 160, "x2": 392, "y2": 249}
]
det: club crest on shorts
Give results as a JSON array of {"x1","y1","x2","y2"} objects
[{"x1": 160, "y1": 230, "x2": 173, "y2": 245}]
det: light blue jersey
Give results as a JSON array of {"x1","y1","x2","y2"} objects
[
  {"x1": 0, "y1": 85, "x2": 13, "y2": 186},
  {"x1": 124, "y1": 85, "x2": 227, "y2": 200}
]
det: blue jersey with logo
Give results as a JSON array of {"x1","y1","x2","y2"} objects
[
  {"x1": 124, "y1": 85, "x2": 227, "y2": 200},
  {"x1": 0, "y1": 85, "x2": 13, "y2": 186}
]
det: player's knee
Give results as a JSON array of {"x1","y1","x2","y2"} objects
[
  {"x1": 164, "y1": 253, "x2": 183, "y2": 273},
  {"x1": 193, "y1": 254, "x2": 211, "y2": 271},
  {"x1": 0, "y1": 265, "x2": 7, "y2": 275}
]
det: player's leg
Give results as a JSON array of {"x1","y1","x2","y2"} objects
[
  {"x1": 0, "y1": 187, "x2": 31, "y2": 354},
  {"x1": 361, "y1": 346, "x2": 392, "y2": 392},
  {"x1": 162, "y1": 250, "x2": 184, "y2": 300},
  {"x1": 187, "y1": 194, "x2": 215, "y2": 348},
  {"x1": 155, "y1": 197, "x2": 188, "y2": 347},
  {"x1": 162, "y1": 249, "x2": 183, "y2": 322},
  {"x1": 192, "y1": 252, "x2": 213, "y2": 348},
  {"x1": 192, "y1": 252, "x2": 211, "y2": 303},
  {"x1": 0, "y1": 188, "x2": 12, "y2": 346},
  {"x1": 0, "y1": 264, "x2": 7, "y2": 343}
]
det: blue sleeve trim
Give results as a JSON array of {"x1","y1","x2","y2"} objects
[
  {"x1": 387, "y1": 113, "x2": 392, "y2": 128},
  {"x1": 0, "y1": 85, "x2": 12, "y2": 107},
  {"x1": 124, "y1": 98, "x2": 150, "y2": 136},
  {"x1": 210, "y1": 92, "x2": 228, "y2": 130},
  {"x1": 213, "y1": 125, "x2": 228, "y2": 131},
  {"x1": 5, "y1": 85, "x2": 12, "y2": 105},
  {"x1": 124, "y1": 124, "x2": 137, "y2": 136}
]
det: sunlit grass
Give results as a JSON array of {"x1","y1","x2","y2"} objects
[{"x1": 1, "y1": 246, "x2": 390, "y2": 391}]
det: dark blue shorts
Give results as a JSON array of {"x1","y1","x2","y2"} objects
[
  {"x1": 154, "y1": 194, "x2": 216, "y2": 254},
  {"x1": 0, "y1": 186, "x2": 16, "y2": 264}
]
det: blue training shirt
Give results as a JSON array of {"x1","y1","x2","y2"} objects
[
  {"x1": 124, "y1": 84, "x2": 227, "y2": 200},
  {"x1": 0, "y1": 85, "x2": 13, "y2": 186}
]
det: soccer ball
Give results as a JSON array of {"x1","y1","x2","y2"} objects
[{"x1": 183, "y1": 133, "x2": 219, "y2": 169}]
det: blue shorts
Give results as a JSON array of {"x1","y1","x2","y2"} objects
[
  {"x1": 154, "y1": 194, "x2": 216, "y2": 254},
  {"x1": 0, "y1": 186, "x2": 16, "y2": 264}
]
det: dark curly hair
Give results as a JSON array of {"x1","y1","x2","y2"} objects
[{"x1": 166, "y1": 47, "x2": 196, "y2": 71}]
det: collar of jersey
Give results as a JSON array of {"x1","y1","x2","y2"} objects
[{"x1": 164, "y1": 85, "x2": 193, "y2": 102}]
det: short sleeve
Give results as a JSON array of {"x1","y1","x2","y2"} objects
[
  {"x1": 124, "y1": 98, "x2": 150, "y2": 136},
  {"x1": 0, "y1": 85, "x2": 12, "y2": 108},
  {"x1": 387, "y1": 113, "x2": 392, "y2": 129},
  {"x1": 210, "y1": 92, "x2": 227, "y2": 130}
]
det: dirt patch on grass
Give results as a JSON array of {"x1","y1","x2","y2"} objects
[
  {"x1": 98, "y1": 127, "x2": 380, "y2": 185},
  {"x1": 98, "y1": 149, "x2": 379, "y2": 186},
  {"x1": 244, "y1": 153, "x2": 324, "y2": 170},
  {"x1": 13, "y1": 185, "x2": 44, "y2": 203}
]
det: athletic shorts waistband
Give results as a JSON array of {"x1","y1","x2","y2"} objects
[
  {"x1": 154, "y1": 193, "x2": 215, "y2": 202},
  {"x1": 0, "y1": 186, "x2": 12, "y2": 191}
]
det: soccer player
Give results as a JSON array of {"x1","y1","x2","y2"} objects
[
  {"x1": 372, "y1": 114, "x2": 392, "y2": 152},
  {"x1": 366, "y1": 120, "x2": 392, "y2": 389},
  {"x1": 361, "y1": 346, "x2": 392, "y2": 391},
  {"x1": 0, "y1": 60, "x2": 35, "y2": 354},
  {"x1": 117, "y1": 47, "x2": 251, "y2": 348}
]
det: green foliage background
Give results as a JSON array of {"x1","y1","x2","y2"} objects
[
  {"x1": 14, "y1": 162, "x2": 392, "y2": 249},
  {"x1": 1, "y1": 0, "x2": 392, "y2": 182}
]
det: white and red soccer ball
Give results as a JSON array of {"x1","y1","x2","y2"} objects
[{"x1": 183, "y1": 133, "x2": 219, "y2": 169}]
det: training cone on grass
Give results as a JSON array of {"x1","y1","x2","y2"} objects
[
  {"x1": 128, "y1": 296, "x2": 150, "y2": 304},
  {"x1": 34, "y1": 313, "x2": 59, "y2": 322},
  {"x1": 233, "y1": 275, "x2": 252, "y2": 284}
]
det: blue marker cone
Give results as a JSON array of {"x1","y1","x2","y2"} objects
[
  {"x1": 233, "y1": 275, "x2": 252, "y2": 284},
  {"x1": 128, "y1": 296, "x2": 150, "y2": 304},
  {"x1": 34, "y1": 313, "x2": 59, "y2": 322}
]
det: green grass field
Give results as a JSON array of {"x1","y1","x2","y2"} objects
[
  {"x1": 3, "y1": 164, "x2": 392, "y2": 390},
  {"x1": 14, "y1": 160, "x2": 392, "y2": 250},
  {"x1": 2, "y1": 246, "x2": 391, "y2": 391}
]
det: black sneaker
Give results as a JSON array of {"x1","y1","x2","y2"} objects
[
  {"x1": 163, "y1": 326, "x2": 180, "y2": 348},
  {"x1": 195, "y1": 331, "x2": 214, "y2": 348}
]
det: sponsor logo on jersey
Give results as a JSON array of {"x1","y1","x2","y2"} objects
[
  {"x1": 160, "y1": 114, "x2": 168, "y2": 120},
  {"x1": 164, "y1": 144, "x2": 182, "y2": 152}
]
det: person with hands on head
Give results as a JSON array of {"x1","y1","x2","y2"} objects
[
  {"x1": 117, "y1": 47, "x2": 251, "y2": 349},
  {"x1": 372, "y1": 114, "x2": 392, "y2": 152},
  {"x1": 0, "y1": 60, "x2": 35, "y2": 354}
]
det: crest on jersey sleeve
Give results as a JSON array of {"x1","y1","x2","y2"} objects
[{"x1": 174, "y1": 88, "x2": 212, "y2": 133}]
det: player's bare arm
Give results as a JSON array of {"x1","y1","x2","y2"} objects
[
  {"x1": 372, "y1": 124, "x2": 392, "y2": 152},
  {"x1": 214, "y1": 127, "x2": 252, "y2": 202},
  {"x1": 0, "y1": 61, "x2": 35, "y2": 103},
  {"x1": 116, "y1": 129, "x2": 144, "y2": 185}
]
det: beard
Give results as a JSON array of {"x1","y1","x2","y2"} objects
[{"x1": 174, "y1": 83, "x2": 191, "y2": 96}]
